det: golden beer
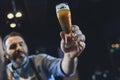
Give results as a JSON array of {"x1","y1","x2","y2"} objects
[
  {"x1": 56, "y1": 3, "x2": 72, "y2": 36},
  {"x1": 56, "y1": 3, "x2": 75, "y2": 48}
]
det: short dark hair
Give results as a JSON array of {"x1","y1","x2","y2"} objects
[{"x1": 3, "y1": 32, "x2": 24, "y2": 50}]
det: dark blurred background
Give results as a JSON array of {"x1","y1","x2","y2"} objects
[{"x1": 0, "y1": 0, "x2": 120, "y2": 80}]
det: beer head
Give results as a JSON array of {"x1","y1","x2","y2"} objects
[
  {"x1": 56, "y1": 3, "x2": 70, "y2": 13},
  {"x1": 56, "y1": 3, "x2": 72, "y2": 35}
]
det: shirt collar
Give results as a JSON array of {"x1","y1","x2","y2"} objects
[{"x1": 8, "y1": 57, "x2": 29, "y2": 73}]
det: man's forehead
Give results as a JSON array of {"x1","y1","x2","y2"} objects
[{"x1": 6, "y1": 36, "x2": 24, "y2": 44}]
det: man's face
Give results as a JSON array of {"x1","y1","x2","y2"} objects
[{"x1": 5, "y1": 36, "x2": 28, "y2": 65}]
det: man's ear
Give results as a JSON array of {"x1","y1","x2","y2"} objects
[{"x1": 4, "y1": 52, "x2": 9, "y2": 59}]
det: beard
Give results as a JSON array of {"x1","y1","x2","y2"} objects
[{"x1": 10, "y1": 51, "x2": 28, "y2": 66}]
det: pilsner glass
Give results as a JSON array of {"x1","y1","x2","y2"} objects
[{"x1": 56, "y1": 3, "x2": 74, "y2": 48}]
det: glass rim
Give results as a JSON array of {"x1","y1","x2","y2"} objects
[{"x1": 55, "y1": 2, "x2": 70, "y2": 12}]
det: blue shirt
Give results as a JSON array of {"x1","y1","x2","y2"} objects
[{"x1": 6, "y1": 53, "x2": 68, "y2": 80}]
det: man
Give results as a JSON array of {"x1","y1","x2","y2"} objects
[{"x1": 2, "y1": 25, "x2": 85, "y2": 80}]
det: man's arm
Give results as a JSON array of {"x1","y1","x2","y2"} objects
[
  {"x1": 60, "y1": 25, "x2": 86, "y2": 75},
  {"x1": 0, "y1": 37, "x2": 4, "y2": 63},
  {"x1": 0, "y1": 37, "x2": 4, "y2": 79},
  {"x1": 62, "y1": 54, "x2": 78, "y2": 75}
]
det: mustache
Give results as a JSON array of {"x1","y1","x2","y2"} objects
[{"x1": 12, "y1": 50, "x2": 26, "y2": 59}]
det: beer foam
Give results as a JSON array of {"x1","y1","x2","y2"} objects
[{"x1": 56, "y1": 3, "x2": 70, "y2": 12}]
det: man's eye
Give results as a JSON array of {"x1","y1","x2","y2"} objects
[
  {"x1": 10, "y1": 44, "x2": 16, "y2": 49},
  {"x1": 19, "y1": 42, "x2": 24, "y2": 46}
]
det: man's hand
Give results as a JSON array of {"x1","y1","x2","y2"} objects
[{"x1": 60, "y1": 25, "x2": 86, "y2": 59}]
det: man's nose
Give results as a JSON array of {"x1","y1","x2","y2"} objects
[{"x1": 16, "y1": 44, "x2": 22, "y2": 51}]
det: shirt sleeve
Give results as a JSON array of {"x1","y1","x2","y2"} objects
[{"x1": 42, "y1": 54, "x2": 74, "y2": 77}]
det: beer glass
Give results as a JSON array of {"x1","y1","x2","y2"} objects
[{"x1": 56, "y1": 3, "x2": 74, "y2": 48}]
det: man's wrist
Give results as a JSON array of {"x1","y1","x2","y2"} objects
[{"x1": 64, "y1": 53, "x2": 77, "y2": 61}]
